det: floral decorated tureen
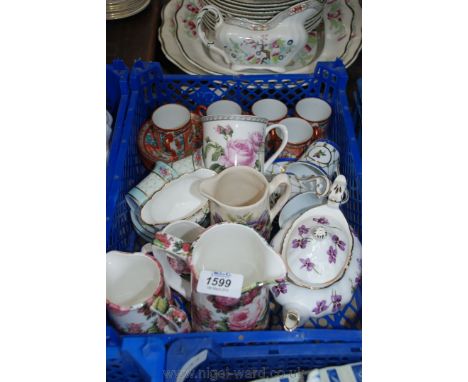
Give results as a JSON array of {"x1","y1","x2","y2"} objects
[{"x1": 269, "y1": 175, "x2": 361, "y2": 331}]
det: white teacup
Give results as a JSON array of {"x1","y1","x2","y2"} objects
[
  {"x1": 276, "y1": 117, "x2": 314, "y2": 159},
  {"x1": 207, "y1": 100, "x2": 242, "y2": 116},
  {"x1": 295, "y1": 98, "x2": 332, "y2": 139},
  {"x1": 252, "y1": 99, "x2": 288, "y2": 123}
]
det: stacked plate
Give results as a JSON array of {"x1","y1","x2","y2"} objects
[
  {"x1": 106, "y1": 0, "x2": 151, "y2": 20},
  {"x1": 201, "y1": 0, "x2": 323, "y2": 32}
]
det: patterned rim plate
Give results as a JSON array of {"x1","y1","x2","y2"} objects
[
  {"x1": 159, "y1": 0, "x2": 360, "y2": 74},
  {"x1": 174, "y1": 0, "x2": 357, "y2": 74}
]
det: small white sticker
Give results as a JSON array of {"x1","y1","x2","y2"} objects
[{"x1": 196, "y1": 270, "x2": 244, "y2": 298}]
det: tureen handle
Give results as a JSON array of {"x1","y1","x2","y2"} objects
[
  {"x1": 196, "y1": 6, "x2": 231, "y2": 65},
  {"x1": 327, "y1": 175, "x2": 347, "y2": 207}
]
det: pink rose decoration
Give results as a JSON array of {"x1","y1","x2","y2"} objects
[
  {"x1": 212, "y1": 295, "x2": 240, "y2": 313},
  {"x1": 240, "y1": 287, "x2": 260, "y2": 306},
  {"x1": 193, "y1": 306, "x2": 212, "y2": 325},
  {"x1": 127, "y1": 323, "x2": 143, "y2": 334},
  {"x1": 219, "y1": 139, "x2": 257, "y2": 168},
  {"x1": 168, "y1": 257, "x2": 190, "y2": 275},
  {"x1": 228, "y1": 307, "x2": 260, "y2": 331},
  {"x1": 249, "y1": 132, "x2": 263, "y2": 149}
]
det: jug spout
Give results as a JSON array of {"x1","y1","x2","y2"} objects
[
  {"x1": 262, "y1": 245, "x2": 287, "y2": 285},
  {"x1": 198, "y1": 175, "x2": 219, "y2": 204}
]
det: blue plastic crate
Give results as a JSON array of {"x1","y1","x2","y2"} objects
[
  {"x1": 114, "y1": 329, "x2": 361, "y2": 382},
  {"x1": 353, "y1": 78, "x2": 362, "y2": 153},
  {"x1": 106, "y1": 60, "x2": 363, "y2": 380},
  {"x1": 107, "y1": 60, "x2": 130, "y2": 230},
  {"x1": 106, "y1": 59, "x2": 361, "y2": 251}
]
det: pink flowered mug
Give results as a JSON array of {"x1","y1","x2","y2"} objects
[
  {"x1": 153, "y1": 223, "x2": 287, "y2": 332},
  {"x1": 106, "y1": 251, "x2": 191, "y2": 334},
  {"x1": 201, "y1": 115, "x2": 288, "y2": 173}
]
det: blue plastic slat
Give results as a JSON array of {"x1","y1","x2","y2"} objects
[
  {"x1": 106, "y1": 59, "x2": 130, "y2": 202},
  {"x1": 120, "y1": 329, "x2": 361, "y2": 382}
]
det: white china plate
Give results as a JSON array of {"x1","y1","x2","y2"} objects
[{"x1": 159, "y1": 0, "x2": 361, "y2": 74}]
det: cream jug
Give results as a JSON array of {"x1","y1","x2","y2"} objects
[
  {"x1": 153, "y1": 223, "x2": 287, "y2": 331},
  {"x1": 198, "y1": 166, "x2": 291, "y2": 239}
]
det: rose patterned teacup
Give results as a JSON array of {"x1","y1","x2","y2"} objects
[
  {"x1": 198, "y1": 166, "x2": 291, "y2": 239},
  {"x1": 153, "y1": 223, "x2": 287, "y2": 332},
  {"x1": 201, "y1": 114, "x2": 288, "y2": 173},
  {"x1": 106, "y1": 251, "x2": 191, "y2": 334}
]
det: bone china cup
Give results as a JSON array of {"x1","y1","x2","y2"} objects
[
  {"x1": 295, "y1": 98, "x2": 332, "y2": 139},
  {"x1": 275, "y1": 117, "x2": 314, "y2": 159},
  {"x1": 106, "y1": 251, "x2": 190, "y2": 334},
  {"x1": 201, "y1": 114, "x2": 288, "y2": 173},
  {"x1": 252, "y1": 99, "x2": 288, "y2": 123},
  {"x1": 138, "y1": 104, "x2": 202, "y2": 164},
  {"x1": 207, "y1": 100, "x2": 242, "y2": 116}
]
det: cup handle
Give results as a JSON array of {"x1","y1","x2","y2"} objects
[
  {"x1": 153, "y1": 232, "x2": 192, "y2": 261},
  {"x1": 268, "y1": 173, "x2": 292, "y2": 221},
  {"x1": 150, "y1": 302, "x2": 191, "y2": 333},
  {"x1": 264, "y1": 124, "x2": 289, "y2": 172},
  {"x1": 311, "y1": 122, "x2": 321, "y2": 140},
  {"x1": 195, "y1": 105, "x2": 207, "y2": 117}
]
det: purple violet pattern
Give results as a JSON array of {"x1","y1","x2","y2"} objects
[
  {"x1": 298, "y1": 224, "x2": 309, "y2": 236},
  {"x1": 332, "y1": 234, "x2": 346, "y2": 251},
  {"x1": 312, "y1": 300, "x2": 329, "y2": 315},
  {"x1": 300, "y1": 257, "x2": 315, "y2": 272},
  {"x1": 327, "y1": 246, "x2": 337, "y2": 264},
  {"x1": 313, "y1": 217, "x2": 329, "y2": 225},
  {"x1": 355, "y1": 275, "x2": 362, "y2": 286},
  {"x1": 292, "y1": 238, "x2": 309, "y2": 249},
  {"x1": 331, "y1": 293, "x2": 342, "y2": 313},
  {"x1": 272, "y1": 279, "x2": 288, "y2": 297}
]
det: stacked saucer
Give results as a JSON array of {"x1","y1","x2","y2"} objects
[{"x1": 106, "y1": 0, "x2": 151, "y2": 20}]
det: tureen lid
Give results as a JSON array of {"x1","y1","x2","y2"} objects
[
  {"x1": 284, "y1": 216, "x2": 352, "y2": 289},
  {"x1": 282, "y1": 175, "x2": 353, "y2": 289}
]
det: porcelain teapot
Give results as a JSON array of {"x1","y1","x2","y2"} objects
[
  {"x1": 196, "y1": 0, "x2": 325, "y2": 73},
  {"x1": 269, "y1": 175, "x2": 361, "y2": 331}
]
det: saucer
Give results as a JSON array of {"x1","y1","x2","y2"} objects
[{"x1": 160, "y1": 0, "x2": 361, "y2": 74}]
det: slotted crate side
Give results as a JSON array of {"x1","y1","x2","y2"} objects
[
  {"x1": 106, "y1": 60, "x2": 130, "y2": 192},
  {"x1": 121, "y1": 329, "x2": 361, "y2": 382},
  {"x1": 107, "y1": 324, "x2": 152, "y2": 382}
]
